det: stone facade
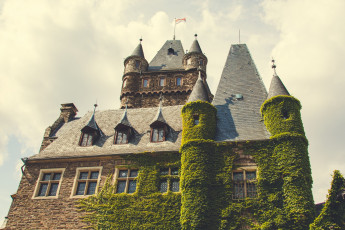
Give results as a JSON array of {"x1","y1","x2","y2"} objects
[{"x1": 5, "y1": 157, "x2": 126, "y2": 229}]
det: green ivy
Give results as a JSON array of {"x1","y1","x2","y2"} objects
[{"x1": 310, "y1": 170, "x2": 345, "y2": 229}]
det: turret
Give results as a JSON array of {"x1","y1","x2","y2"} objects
[
  {"x1": 180, "y1": 69, "x2": 217, "y2": 229},
  {"x1": 123, "y1": 39, "x2": 148, "y2": 74},
  {"x1": 260, "y1": 60, "x2": 315, "y2": 229},
  {"x1": 183, "y1": 34, "x2": 207, "y2": 72}
]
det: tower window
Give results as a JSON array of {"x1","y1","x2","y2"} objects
[
  {"x1": 187, "y1": 58, "x2": 191, "y2": 65},
  {"x1": 282, "y1": 110, "x2": 289, "y2": 119},
  {"x1": 199, "y1": 60, "x2": 204, "y2": 66},
  {"x1": 160, "y1": 78, "x2": 165, "y2": 87},
  {"x1": 159, "y1": 167, "x2": 180, "y2": 193},
  {"x1": 135, "y1": 60, "x2": 141, "y2": 69},
  {"x1": 79, "y1": 133, "x2": 93, "y2": 146},
  {"x1": 176, "y1": 77, "x2": 182, "y2": 86},
  {"x1": 193, "y1": 115, "x2": 199, "y2": 125},
  {"x1": 123, "y1": 78, "x2": 127, "y2": 88},
  {"x1": 151, "y1": 127, "x2": 165, "y2": 142},
  {"x1": 143, "y1": 79, "x2": 149, "y2": 87},
  {"x1": 232, "y1": 169, "x2": 257, "y2": 199},
  {"x1": 114, "y1": 130, "x2": 129, "y2": 144},
  {"x1": 116, "y1": 169, "x2": 138, "y2": 194}
]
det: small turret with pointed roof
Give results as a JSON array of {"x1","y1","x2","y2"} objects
[
  {"x1": 124, "y1": 38, "x2": 148, "y2": 74},
  {"x1": 187, "y1": 69, "x2": 210, "y2": 103},
  {"x1": 183, "y1": 34, "x2": 207, "y2": 72},
  {"x1": 267, "y1": 59, "x2": 290, "y2": 99}
]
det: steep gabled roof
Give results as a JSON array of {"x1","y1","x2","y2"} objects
[
  {"x1": 212, "y1": 44, "x2": 270, "y2": 141},
  {"x1": 267, "y1": 75, "x2": 290, "y2": 99},
  {"x1": 148, "y1": 40, "x2": 185, "y2": 71},
  {"x1": 115, "y1": 107, "x2": 132, "y2": 129},
  {"x1": 187, "y1": 71, "x2": 210, "y2": 103}
]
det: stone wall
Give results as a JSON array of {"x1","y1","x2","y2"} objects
[{"x1": 5, "y1": 157, "x2": 125, "y2": 229}]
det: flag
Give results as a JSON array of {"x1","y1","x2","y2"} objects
[{"x1": 175, "y1": 18, "x2": 186, "y2": 24}]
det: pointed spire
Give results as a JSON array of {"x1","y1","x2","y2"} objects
[
  {"x1": 187, "y1": 70, "x2": 210, "y2": 103},
  {"x1": 130, "y1": 38, "x2": 145, "y2": 58},
  {"x1": 189, "y1": 34, "x2": 203, "y2": 53},
  {"x1": 267, "y1": 59, "x2": 290, "y2": 99},
  {"x1": 150, "y1": 94, "x2": 167, "y2": 126},
  {"x1": 81, "y1": 104, "x2": 102, "y2": 133},
  {"x1": 116, "y1": 100, "x2": 132, "y2": 128}
]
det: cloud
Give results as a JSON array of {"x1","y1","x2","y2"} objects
[{"x1": 261, "y1": 0, "x2": 345, "y2": 202}]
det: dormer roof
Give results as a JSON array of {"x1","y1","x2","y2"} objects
[
  {"x1": 187, "y1": 71, "x2": 210, "y2": 103},
  {"x1": 267, "y1": 75, "x2": 290, "y2": 99},
  {"x1": 115, "y1": 107, "x2": 132, "y2": 129},
  {"x1": 150, "y1": 102, "x2": 168, "y2": 127},
  {"x1": 81, "y1": 106, "x2": 102, "y2": 135}
]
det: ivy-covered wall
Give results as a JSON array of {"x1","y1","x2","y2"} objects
[{"x1": 78, "y1": 97, "x2": 344, "y2": 229}]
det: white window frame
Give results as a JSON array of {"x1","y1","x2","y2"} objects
[
  {"x1": 70, "y1": 166, "x2": 102, "y2": 198},
  {"x1": 114, "y1": 168, "x2": 138, "y2": 194},
  {"x1": 32, "y1": 168, "x2": 65, "y2": 199}
]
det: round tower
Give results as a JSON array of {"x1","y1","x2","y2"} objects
[
  {"x1": 121, "y1": 39, "x2": 148, "y2": 108},
  {"x1": 182, "y1": 34, "x2": 207, "y2": 73},
  {"x1": 180, "y1": 72, "x2": 218, "y2": 229},
  {"x1": 261, "y1": 65, "x2": 315, "y2": 229}
]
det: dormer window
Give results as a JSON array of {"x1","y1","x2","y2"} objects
[
  {"x1": 151, "y1": 127, "x2": 165, "y2": 142},
  {"x1": 79, "y1": 133, "x2": 93, "y2": 146},
  {"x1": 168, "y1": 48, "x2": 174, "y2": 55},
  {"x1": 114, "y1": 129, "x2": 129, "y2": 144},
  {"x1": 135, "y1": 60, "x2": 141, "y2": 69}
]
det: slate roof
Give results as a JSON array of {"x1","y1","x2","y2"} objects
[
  {"x1": 188, "y1": 39, "x2": 202, "y2": 53},
  {"x1": 212, "y1": 44, "x2": 270, "y2": 141},
  {"x1": 131, "y1": 43, "x2": 145, "y2": 59},
  {"x1": 148, "y1": 40, "x2": 185, "y2": 71},
  {"x1": 187, "y1": 72, "x2": 210, "y2": 103},
  {"x1": 267, "y1": 74, "x2": 290, "y2": 99},
  {"x1": 30, "y1": 105, "x2": 183, "y2": 160}
]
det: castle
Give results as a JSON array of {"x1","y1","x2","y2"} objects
[{"x1": 3, "y1": 35, "x2": 344, "y2": 229}]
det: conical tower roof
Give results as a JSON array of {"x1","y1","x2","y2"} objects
[
  {"x1": 187, "y1": 71, "x2": 210, "y2": 103},
  {"x1": 189, "y1": 37, "x2": 203, "y2": 53},
  {"x1": 131, "y1": 42, "x2": 145, "y2": 58},
  {"x1": 267, "y1": 75, "x2": 290, "y2": 99}
]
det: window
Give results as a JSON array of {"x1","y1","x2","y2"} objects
[
  {"x1": 123, "y1": 78, "x2": 127, "y2": 88},
  {"x1": 33, "y1": 169, "x2": 64, "y2": 199},
  {"x1": 71, "y1": 167, "x2": 102, "y2": 197},
  {"x1": 187, "y1": 58, "x2": 191, "y2": 65},
  {"x1": 116, "y1": 169, "x2": 138, "y2": 194},
  {"x1": 143, "y1": 79, "x2": 149, "y2": 87},
  {"x1": 199, "y1": 59, "x2": 204, "y2": 66},
  {"x1": 233, "y1": 169, "x2": 257, "y2": 199},
  {"x1": 135, "y1": 60, "x2": 140, "y2": 69},
  {"x1": 159, "y1": 167, "x2": 180, "y2": 193},
  {"x1": 168, "y1": 48, "x2": 174, "y2": 55},
  {"x1": 282, "y1": 110, "x2": 289, "y2": 119},
  {"x1": 193, "y1": 115, "x2": 199, "y2": 125},
  {"x1": 159, "y1": 78, "x2": 165, "y2": 87},
  {"x1": 79, "y1": 133, "x2": 93, "y2": 146},
  {"x1": 114, "y1": 130, "x2": 128, "y2": 144},
  {"x1": 151, "y1": 127, "x2": 165, "y2": 142},
  {"x1": 176, "y1": 77, "x2": 181, "y2": 86}
]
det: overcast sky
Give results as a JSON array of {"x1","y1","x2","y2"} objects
[{"x1": 1, "y1": 0, "x2": 344, "y2": 223}]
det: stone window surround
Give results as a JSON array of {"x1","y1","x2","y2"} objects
[
  {"x1": 232, "y1": 166, "x2": 257, "y2": 200},
  {"x1": 70, "y1": 166, "x2": 102, "y2": 198},
  {"x1": 159, "y1": 167, "x2": 180, "y2": 193},
  {"x1": 32, "y1": 168, "x2": 65, "y2": 199},
  {"x1": 114, "y1": 167, "x2": 138, "y2": 194},
  {"x1": 122, "y1": 78, "x2": 128, "y2": 88},
  {"x1": 159, "y1": 77, "x2": 166, "y2": 87},
  {"x1": 176, "y1": 76, "x2": 182, "y2": 86},
  {"x1": 142, "y1": 78, "x2": 149, "y2": 88}
]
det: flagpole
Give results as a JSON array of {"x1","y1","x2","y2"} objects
[{"x1": 173, "y1": 18, "x2": 176, "y2": 40}]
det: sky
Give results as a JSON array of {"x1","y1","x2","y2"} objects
[{"x1": 1, "y1": 0, "x2": 345, "y2": 223}]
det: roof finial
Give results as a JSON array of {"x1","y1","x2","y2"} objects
[
  {"x1": 93, "y1": 101, "x2": 98, "y2": 113},
  {"x1": 194, "y1": 34, "x2": 198, "y2": 40},
  {"x1": 139, "y1": 37, "x2": 143, "y2": 44},
  {"x1": 272, "y1": 58, "x2": 277, "y2": 76}
]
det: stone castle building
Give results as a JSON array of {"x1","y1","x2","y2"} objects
[{"x1": 3, "y1": 35, "x2": 344, "y2": 229}]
